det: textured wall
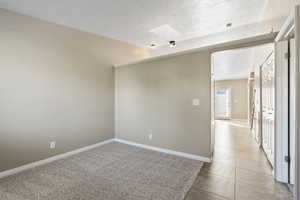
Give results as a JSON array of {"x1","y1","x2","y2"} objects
[
  {"x1": 0, "y1": 9, "x2": 150, "y2": 172},
  {"x1": 115, "y1": 51, "x2": 212, "y2": 158}
]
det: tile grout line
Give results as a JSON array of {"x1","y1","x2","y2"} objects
[{"x1": 192, "y1": 188, "x2": 232, "y2": 200}]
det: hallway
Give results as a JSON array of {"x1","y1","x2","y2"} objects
[{"x1": 185, "y1": 120, "x2": 293, "y2": 200}]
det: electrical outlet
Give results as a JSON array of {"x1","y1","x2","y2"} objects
[
  {"x1": 50, "y1": 141, "x2": 56, "y2": 149},
  {"x1": 148, "y1": 134, "x2": 153, "y2": 140}
]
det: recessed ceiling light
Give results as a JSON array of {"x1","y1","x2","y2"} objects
[
  {"x1": 149, "y1": 43, "x2": 157, "y2": 49},
  {"x1": 169, "y1": 40, "x2": 176, "y2": 48},
  {"x1": 226, "y1": 22, "x2": 232, "y2": 28}
]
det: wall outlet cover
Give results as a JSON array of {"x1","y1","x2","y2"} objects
[
  {"x1": 50, "y1": 141, "x2": 56, "y2": 149},
  {"x1": 192, "y1": 99, "x2": 200, "y2": 106},
  {"x1": 148, "y1": 134, "x2": 153, "y2": 140}
]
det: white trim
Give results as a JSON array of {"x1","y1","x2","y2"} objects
[
  {"x1": 114, "y1": 138, "x2": 212, "y2": 163},
  {"x1": 0, "y1": 139, "x2": 114, "y2": 179},
  {"x1": 294, "y1": 5, "x2": 300, "y2": 200},
  {"x1": 0, "y1": 138, "x2": 211, "y2": 180},
  {"x1": 275, "y1": 13, "x2": 295, "y2": 42}
]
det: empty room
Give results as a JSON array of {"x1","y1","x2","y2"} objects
[{"x1": 0, "y1": 1, "x2": 300, "y2": 200}]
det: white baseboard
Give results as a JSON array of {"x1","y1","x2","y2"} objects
[
  {"x1": 0, "y1": 139, "x2": 114, "y2": 179},
  {"x1": 114, "y1": 138, "x2": 211, "y2": 163},
  {"x1": 0, "y1": 138, "x2": 211, "y2": 179}
]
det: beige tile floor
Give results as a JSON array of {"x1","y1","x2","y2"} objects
[{"x1": 184, "y1": 120, "x2": 293, "y2": 200}]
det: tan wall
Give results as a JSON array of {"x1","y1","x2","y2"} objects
[
  {"x1": 0, "y1": 9, "x2": 150, "y2": 172},
  {"x1": 115, "y1": 51, "x2": 212, "y2": 158},
  {"x1": 215, "y1": 79, "x2": 248, "y2": 119}
]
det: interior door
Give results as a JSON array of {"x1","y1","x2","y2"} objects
[
  {"x1": 289, "y1": 38, "x2": 296, "y2": 185},
  {"x1": 261, "y1": 52, "x2": 275, "y2": 167},
  {"x1": 252, "y1": 67, "x2": 262, "y2": 145},
  {"x1": 274, "y1": 5, "x2": 300, "y2": 199},
  {"x1": 215, "y1": 88, "x2": 231, "y2": 119},
  {"x1": 275, "y1": 40, "x2": 289, "y2": 183}
]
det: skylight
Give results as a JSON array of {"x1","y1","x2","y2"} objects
[{"x1": 149, "y1": 24, "x2": 181, "y2": 40}]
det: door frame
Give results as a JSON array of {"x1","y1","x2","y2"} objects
[{"x1": 275, "y1": 5, "x2": 300, "y2": 200}]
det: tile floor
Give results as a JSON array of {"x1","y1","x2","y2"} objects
[{"x1": 184, "y1": 120, "x2": 293, "y2": 200}]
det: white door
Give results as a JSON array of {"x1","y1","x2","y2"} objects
[
  {"x1": 272, "y1": 5, "x2": 300, "y2": 198},
  {"x1": 253, "y1": 67, "x2": 262, "y2": 145},
  {"x1": 275, "y1": 38, "x2": 296, "y2": 186},
  {"x1": 261, "y1": 52, "x2": 275, "y2": 167},
  {"x1": 275, "y1": 40, "x2": 290, "y2": 183},
  {"x1": 289, "y1": 38, "x2": 296, "y2": 185},
  {"x1": 215, "y1": 88, "x2": 231, "y2": 119}
]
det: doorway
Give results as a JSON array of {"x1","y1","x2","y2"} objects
[
  {"x1": 215, "y1": 88, "x2": 232, "y2": 119},
  {"x1": 208, "y1": 9, "x2": 300, "y2": 197},
  {"x1": 210, "y1": 43, "x2": 294, "y2": 199}
]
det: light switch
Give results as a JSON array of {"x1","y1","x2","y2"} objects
[
  {"x1": 50, "y1": 141, "x2": 56, "y2": 149},
  {"x1": 192, "y1": 99, "x2": 200, "y2": 106}
]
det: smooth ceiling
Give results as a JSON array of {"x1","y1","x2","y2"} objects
[{"x1": 0, "y1": 0, "x2": 298, "y2": 54}]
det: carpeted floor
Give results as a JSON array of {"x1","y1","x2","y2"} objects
[{"x1": 0, "y1": 142, "x2": 203, "y2": 200}]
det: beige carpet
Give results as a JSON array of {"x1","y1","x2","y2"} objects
[{"x1": 0, "y1": 142, "x2": 203, "y2": 200}]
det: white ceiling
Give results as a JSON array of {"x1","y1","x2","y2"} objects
[
  {"x1": 212, "y1": 44, "x2": 273, "y2": 81},
  {"x1": 0, "y1": 0, "x2": 299, "y2": 55}
]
